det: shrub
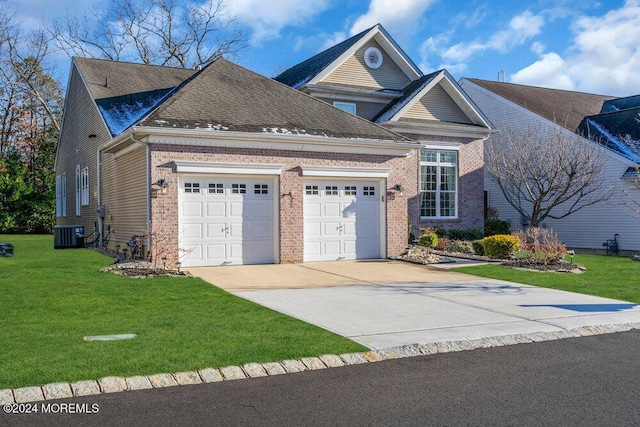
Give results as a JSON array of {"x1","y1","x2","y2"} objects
[
  {"x1": 446, "y1": 239, "x2": 474, "y2": 254},
  {"x1": 434, "y1": 237, "x2": 449, "y2": 251},
  {"x1": 471, "y1": 240, "x2": 485, "y2": 256},
  {"x1": 485, "y1": 219, "x2": 510, "y2": 236},
  {"x1": 512, "y1": 227, "x2": 566, "y2": 265},
  {"x1": 447, "y1": 229, "x2": 484, "y2": 241},
  {"x1": 418, "y1": 232, "x2": 438, "y2": 248},
  {"x1": 482, "y1": 234, "x2": 520, "y2": 259}
]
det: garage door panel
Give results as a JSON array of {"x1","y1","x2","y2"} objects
[
  {"x1": 183, "y1": 202, "x2": 203, "y2": 217},
  {"x1": 304, "y1": 179, "x2": 382, "y2": 262},
  {"x1": 207, "y1": 201, "x2": 226, "y2": 217},
  {"x1": 179, "y1": 177, "x2": 276, "y2": 267},
  {"x1": 183, "y1": 223, "x2": 204, "y2": 239}
]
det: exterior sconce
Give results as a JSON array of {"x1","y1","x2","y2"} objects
[
  {"x1": 393, "y1": 184, "x2": 403, "y2": 196},
  {"x1": 153, "y1": 178, "x2": 169, "y2": 194},
  {"x1": 162, "y1": 256, "x2": 167, "y2": 270},
  {"x1": 175, "y1": 261, "x2": 182, "y2": 273}
]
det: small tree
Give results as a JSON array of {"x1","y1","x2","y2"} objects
[{"x1": 486, "y1": 125, "x2": 612, "y2": 227}]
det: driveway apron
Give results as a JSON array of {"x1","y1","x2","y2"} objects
[{"x1": 188, "y1": 260, "x2": 640, "y2": 349}]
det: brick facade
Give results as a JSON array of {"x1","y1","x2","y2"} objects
[{"x1": 149, "y1": 144, "x2": 417, "y2": 265}]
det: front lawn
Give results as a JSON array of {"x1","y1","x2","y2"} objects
[
  {"x1": 0, "y1": 235, "x2": 366, "y2": 390},
  {"x1": 452, "y1": 254, "x2": 640, "y2": 303}
]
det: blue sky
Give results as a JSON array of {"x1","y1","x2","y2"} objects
[{"x1": 13, "y1": 0, "x2": 640, "y2": 96}]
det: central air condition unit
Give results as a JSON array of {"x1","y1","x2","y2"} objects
[{"x1": 54, "y1": 225, "x2": 85, "y2": 249}]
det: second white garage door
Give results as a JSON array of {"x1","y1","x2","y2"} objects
[
  {"x1": 304, "y1": 180, "x2": 383, "y2": 262},
  {"x1": 179, "y1": 176, "x2": 277, "y2": 267}
]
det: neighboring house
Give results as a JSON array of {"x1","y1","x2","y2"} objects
[
  {"x1": 275, "y1": 24, "x2": 492, "y2": 237},
  {"x1": 55, "y1": 57, "x2": 419, "y2": 267},
  {"x1": 459, "y1": 78, "x2": 640, "y2": 253},
  {"x1": 55, "y1": 24, "x2": 492, "y2": 267}
]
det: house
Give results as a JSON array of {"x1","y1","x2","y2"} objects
[
  {"x1": 459, "y1": 78, "x2": 640, "y2": 253},
  {"x1": 275, "y1": 24, "x2": 492, "y2": 236},
  {"x1": 55, "y1": 24, "x2": 492, "y2": 267}
]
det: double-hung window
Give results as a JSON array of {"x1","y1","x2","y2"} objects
[
  {"x1": 81, "y1": 167, "x2": 89, "y2": 206},
  {"x1": 420, "y1": 149, "x2": 458, "y2": 218},
  {"x1": 56, "y1": 174, "x2": 67, "y2": 217},
  {"x1": 75, "y1": 165, "x2": 81, "y2": 216}
]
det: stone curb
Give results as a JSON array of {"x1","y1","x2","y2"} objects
[{"x1": 1, "y1": 323, "x2": 639, "y2": 405}]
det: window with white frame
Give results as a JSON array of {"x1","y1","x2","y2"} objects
[
  {"x1": 81, "y1": 167, "x2": 89, "y2": 206},
  {"x1": 420, "y1": 149, "x2": 457, "y2": 218},
  {"x1": 75, "y1": 165, "x2": 81, "y2": 216},
  {"x1": 56, "y1": 175, "x2": 62, "y2": 217},
  {"x1": 333, "y1": 101, "x2": 356, "y2": 115}
]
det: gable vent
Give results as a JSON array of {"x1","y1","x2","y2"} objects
[{"x1": 364, "y1": 47, "x2": 383, "y2": 69}]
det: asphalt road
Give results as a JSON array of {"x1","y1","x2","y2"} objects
[{"x1": 3, "y1": 331, "x2": 640, "y2": 426}]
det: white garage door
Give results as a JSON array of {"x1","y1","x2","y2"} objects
[
  {"x1": 304, "y1": 180, "x2": 383, "y2": 262},
  {"x1": 179, "y1": 176, "x2": 276, "y2": 267}
]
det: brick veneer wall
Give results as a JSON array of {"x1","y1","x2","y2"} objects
[{"x1": 149, "y1": 143, "x2": 417, "y2": 265}]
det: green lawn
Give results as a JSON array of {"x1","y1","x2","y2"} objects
[
  {"x1": 452, "y1": 254, "x2": 640, "y2": 303},
  {"x1": 0, "y1": 235, "x2": 366, "y2": 390}
]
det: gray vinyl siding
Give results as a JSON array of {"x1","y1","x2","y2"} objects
[
  {"x1": 328, "y1": 99, "x2": 387, "y2": 120},
  {"x1": 321, "y1": 40, "x2": 411, "y2": 90},
  {"x1": 55, "y1": 63, "x2": 111, "y2": 235},
  {"x1": 100, "y1": 145, "x2": 148, "y2": 249},
  {"x1": 404, "y1": 84, "x2": 473, "y2": 124},
  {"x1": 461, "y1": 79, "x2": 640, "y2": 251}
]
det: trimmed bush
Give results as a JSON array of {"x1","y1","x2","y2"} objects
[
  {"x1": 485, "y1": 219, "x2": 510, "y2": 237},
  {"x1": 448, "y1": 229, "x2": 484, "y2": 241},
  {"x1": 446, "y1": 240, "x2": 474, "y2": 254},
  {"x1": 482, "y1": 234, "x2": 520, "y2": 259},
  {"x1": 418, "y1": 232, "x2": 438, "y2": 248},
  {"x1": 472, "y1": 240, "x2": 485, "y2": 256}
]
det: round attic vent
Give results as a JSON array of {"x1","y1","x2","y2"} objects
[{"x1": 364, "y1": 47, "x2": 383, "y2": 69}]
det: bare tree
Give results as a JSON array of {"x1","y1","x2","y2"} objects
[
  {"x1": 50, "y1": 0, "x2": 247, "y2": 68},
  {"x1": 486, "y1": 125, "x2": 613, "y2": 227}
]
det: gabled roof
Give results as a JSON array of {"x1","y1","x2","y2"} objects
[
  {"x1": 139, "y1": 58, "x2": 409, "y2": 141},
  {"x1": 466, "y1": 78, "x2": 615, "y2": 132},
  {"x1": 274, "y1": 24, "x2": 422, "y2": 89},
  {"x1": 74, "y1": 57, "x2": 197, "y2": 136},
  {"x1": 373, "y1": 70, "x2": 492, "y2": 129}
]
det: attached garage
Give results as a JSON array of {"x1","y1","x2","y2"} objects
[
  {"x1": 178, "y1": 175, "x2": 278, "y2": 267},
  {"x1": 303, "y1": 169, "x2": 386, "y2": 262}
]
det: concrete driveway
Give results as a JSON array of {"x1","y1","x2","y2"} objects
[{"x1": 188, "y1": 260, "x2": 640, "y2": 349}]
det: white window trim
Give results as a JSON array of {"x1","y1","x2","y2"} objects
[
  {"x1": 174, "y1": 161, "x2": 283, "y2": 176},
  {"x1": 420, "y1": 149, "x2": 459, "y2": 219},
  {"x1": 333, "y1": 101, "x2": 356, "y2": 115},
  {"x1": 56, "y1": 175, "x2": 62, "y2": 217},
  {"x1": 302, "y1": 166, "x2": 390, "y2": 178},
  {"x1": 75, "y1": 165, "x2": 81, "y2": 216},
  {"x1": 81, "y1": 166, "x2": 89, "y2": 206}
]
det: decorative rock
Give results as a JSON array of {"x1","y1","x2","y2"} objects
[
  {"x1": 71, "y1": 380, "x2": 101, "y2": 397},
  {"x1": 13, "y1": 386, "x2": 44, "y2": 403},
  {"x1": 219, "y1": 366, "x2": 247, "y2": 380},
  {"x1": 0, "y1": 243, "x2": 13, "y2": 257},
  {"x1": 361, "y1": 351, "x2": 384, "y2": 362},
  {"x1": 42, "y1": 382, "x2": 73, "y2": 400},
  {"x1": 99, "y1": 376, "x2": 127, "y2": 393},
  {"x1": 375, "y1": 348, "x2": 402, "y2": 360},
  {"x1": 262, "y1": 362, "x2": 287, "y2": 376},
  {"x1": 300, "y1": 357, "x2": 327, "y2": 370},
  {"x1": 319, "y1": 354, "x2": 346, "y2": 367},
  {"x1": 339, "y1": 353, "x2": 369, "y2": 365},
  {"x1": 198, "y1": 368, "x2": 224, "y2": 383},
  {"x1": 0, "y1": 389, "x2": 14, "y2": 405},
  {"x1": 173, "y1": 371, "x2": 202, "y2": 385},
  {"x1": 280, "y1": 359, "x2": 307, "y2": 373},
  {"x1": 242, "y1": 363, "x2": 268, "y2": 378},
  {"x1": 126, "y1": 376, "x2": 153, "y2": 391},
  {"x1": 148, "y1": 373, "x2": 178, "y2": 388}
]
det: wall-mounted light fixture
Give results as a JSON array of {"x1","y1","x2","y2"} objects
[
  {"x1": 153, "y1": 178, "x2": 169, "y2": 194},
  {"x1": 393, "y1": 184, "x2": 403, "y2": 196}
]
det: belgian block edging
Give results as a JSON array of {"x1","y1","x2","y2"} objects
[{"x1": 2, "y1": 323, "x2": 639, "y2": 405}]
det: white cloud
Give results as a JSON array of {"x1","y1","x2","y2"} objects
[
  {"x1": 349, "y1": 0, "x2": 436, "y2": 37},
  {"x1": 421, "y1": 10, "x2": 545, "y2": 73},
  {"x1": 227, "y1": 0, "x2": 333, "y2": 43},
  {"x1": 512, "y1": 0, "x2": 640, "y2": 96}
]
